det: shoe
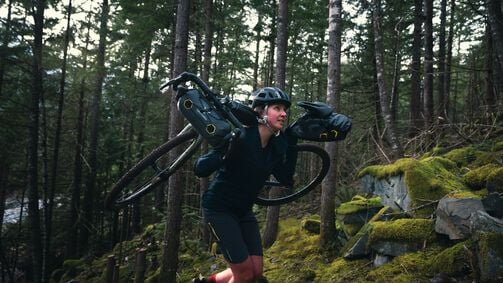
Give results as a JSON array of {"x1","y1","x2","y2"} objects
[{"x1": 191, "y1": 274, "x2": 208, "y2": 283}]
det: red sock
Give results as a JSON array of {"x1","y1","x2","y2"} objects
[{"x1": 207, "y1": 274, "x2": 217, "y2": 283}]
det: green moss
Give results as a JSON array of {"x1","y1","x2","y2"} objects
[
  {"x1": 342, "y1": 223, "x2": 363, "y2": 237},
  {"x1": 477, "y1": 232, "x2": 503, "y2": 271},
  {"x1": 443, "y1": 147, "x2": 480, "y2": 167},
  {"x1": 492, "y1": 141, "x2": 503, "y2": 152},
  {"x1": 431, "y1": 240, "x2": 474, "y2": 275},
  {"x1": 317, "y1": 258, "x2": 371, "y2": 282},
  {"x1": 366, "y1": 250, "x2": 436, "y2": 282},
  {"x1": 264, "y1": 217, "x2": 323, "y2": 282},
  {"x1": 368, "y1": 219, "x2": 436, "y2": 245},
  {"x1": 463, "y1": 164, "x2": 502, "y2": 190},
  {"x1": 337, "y1": 196, "x2": 383, "y2": 215},
  {"x1": 358, "y1": 158, "x2": 418, "y2": 179},
  {"x1": 487, "y1": 167, "x2": 503, "y2": 193},
  {"x1": 447, "y1": 190, "x2": 482, "y2": 199}
]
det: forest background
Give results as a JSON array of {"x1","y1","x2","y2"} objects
[{"x1": 0, "y1": 0, "x2": 502, "y2": 282}]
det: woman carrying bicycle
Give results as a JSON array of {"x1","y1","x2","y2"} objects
[{"x1": 192, "y1": 87, "x2": 298, "y2": 283}]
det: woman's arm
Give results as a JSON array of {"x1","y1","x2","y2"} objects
[
  {"x1": 193, "y1": 149, "x2": 225, "y2": 177},
  {"x1": 272, "y1": 135, "x2": 298, "y2": 187}
]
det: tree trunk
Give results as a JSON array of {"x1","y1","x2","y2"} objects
[
  {"x1": 266, "y1": 3, "x2": 277, "y2": 86},
  {"x1": 485, "y1": 22, "x2": 496, "y2": 122},
  {"x1": 423, "y1": 0, "x2": 434, "y2": 129},
  {"x1": 320, "y1": 0, "x2": 342, "y2": 252},
  {"x1": 372, "y1": 0, "x2": 403, "y2": 160},
  {"x1": 444, "y1": 0, "x2": 455, "y2": 123},
  {"x1": 253, "y1": 18, "x2": 262, "y2": 90},
  {"x1": 28, "y1": 1, "x2": 46, "y2": 282},
  {"x1": 262, "y1": 0, "x2": 287, "y2": 249},
  {"x1": 81, "y1": 0, "x2": 109, "y2": 252},
  {"x1": 437, "y1": 0, "x2": 447, "y2": 119},
  {"x1": 200, "y1": 0, "x2": 213, "y2": 249},
  {"x1": 390, "y1": 23, "x2": 402, "y2": 124},
  {"x1": 409, "y1": 0, "x2": 423, "y2": 136},
  {"x1": 45, "y1": 1, "x2": 72, "y2": 279},
  {"x1": 159, "y1": 0, "x2": 190, "y2": 282},
  {"x1": 0, "y1": 0, "x2": 13, "y2": 97},
  {"x1": 67, "y1": 8, "x2": 92, "y2": 257},
  {"x1": 486, "y1": 0, "x2": 503, "y2": 72}
]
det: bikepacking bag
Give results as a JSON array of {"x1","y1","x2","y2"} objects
[
  {"x1": 176, "y1": 88, "x2": 232, "y2": 147},
  {"x1": 288, "y1": 101, "x2": 352, "y2": 142}
]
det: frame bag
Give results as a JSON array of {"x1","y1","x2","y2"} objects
[
  {"x1": 176, "y1": 88, "x2": 232, "y2": 147},
  {"x1": 288, "y1": 101, "x2": 351, "y2": 142}
]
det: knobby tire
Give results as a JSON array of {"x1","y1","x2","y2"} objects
[
  {"x1": 254, "y1": 143, "x2": 330, "y2": 206},
  {"x1": 105, "y1": 129, "x2": 199, "y2": 209}
]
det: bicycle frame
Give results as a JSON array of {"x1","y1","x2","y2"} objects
[{"x1": 105, "y1": 72, "x2": 330, "y2": 208}]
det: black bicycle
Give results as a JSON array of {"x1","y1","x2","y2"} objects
[{"x1": 104, "y1": 72, "x2": 330, "y2": 209}]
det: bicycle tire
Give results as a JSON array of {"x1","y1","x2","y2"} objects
[
  {"x1": 254, "y1": 144, "x2": 330, "y2": 206},
  {"x1": 105, "y1": 129, "x2": 200, "y2": 209}
]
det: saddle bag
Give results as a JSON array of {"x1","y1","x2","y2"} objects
[
  {"x1": 177, "y1": 88, "x2": 232, "y2": 147},
  {"x1": 288, "y1": 101, "x2": 352, "y2": 142}
]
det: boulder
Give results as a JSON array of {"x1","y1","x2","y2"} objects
[
  {"x1": 336, "y1": 196, "x2": 384, "y2": 237},
  {"x1": 469, "y1": 210, "x2": 503, "y2": 234},
  {"x1": 368, "y1": 218, "x2": 435, "y2": 257},
  {"x1": 435, "y1": 196, "x2": 485, "y2": 240},
  {"x1": 360, "y1": 174, "x2": 411, "y2": 212},
  {"x1": 481, "y1": 192, "x2": 503, "y2": 219},
  {"x1": 342, "y1": 206, "x2": 394, "y2": 259}
]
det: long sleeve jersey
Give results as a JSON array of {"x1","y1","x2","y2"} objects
[{"x1": 194, "y1": 125, "x2": 298, "y2": 215}]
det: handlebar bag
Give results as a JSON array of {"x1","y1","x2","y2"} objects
[
  {"x1": 288, "y1": 101, "x2": 352, "y2": 142},
  {"x1": 177, "y1": 88, "x2": 232, "y2": 147}
]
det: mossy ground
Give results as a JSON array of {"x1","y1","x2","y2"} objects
[{"x1": 53, "y1": 144, "x2": 500, "y2": 283}]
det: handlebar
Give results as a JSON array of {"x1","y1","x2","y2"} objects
[{"x1": 160, "y1": 72, "x2": 214, "y2": 97}]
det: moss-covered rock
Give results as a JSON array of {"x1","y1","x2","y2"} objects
[
  {"x1": 337, "y1": 196, "x2": 383, "y2": 216},
  {"x1": 430, "y1": 240, "x2": 475, "y2": 276},
  {"x1": 487, "y1": 167, "x2": 503, "y2": 193},
  {"x1": 463, "y1": 164, "x2": 503, "y2": 190},
  {"x1": 365, "y1": 249, "x2": 436, "y2": 282},
  {"x1": 368, "y1": 219, "x2": 436, "y2": 245},
  {"x1": 477, "y1": 232, "x2": 503, "y2": 282},
  {"x1": 336, "y1": 196, "x2": 383, "y2": 237},
  {"x1": 301, "y1": 218, "x2": 321, "y2": 234},
  {"x1": 360, "y1": 157, "x2": 466, "y2": 217},
  {"x1": 443, "y1": 147, "x2": 484, "y2": 167}
]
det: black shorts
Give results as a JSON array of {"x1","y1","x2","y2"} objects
[{"x1": 203, "y1": 208, "x2": 263, "y2": 263}]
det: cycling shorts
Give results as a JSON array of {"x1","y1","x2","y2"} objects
[{"x1": 203, "y1": 208, "x2": 263, "y2": 263}]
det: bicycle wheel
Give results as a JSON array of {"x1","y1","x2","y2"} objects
[
  {"x1": 105, "y1": 129, "x2": 200, "y2": 209},
  {"x1": 254, "y1": 144, "x2": 330, "y2": 206}
]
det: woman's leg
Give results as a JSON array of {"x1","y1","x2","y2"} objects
[
  {"x1": 249, "y1": 255, "x2": 263, "y2": 279},
  {"x1": 216, "y1": 256, "x2": 255, "y2": 283},
  {"x1": 213, "y1": 255, "x2": 262, "y2": 283}
]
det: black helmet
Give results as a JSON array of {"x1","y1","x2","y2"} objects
[{"x1": 248, "y1": 87, "x2": 291, "y2": 108}]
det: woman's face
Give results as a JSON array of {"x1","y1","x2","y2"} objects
[{"x1": 265, "y1": 103, "x2": 288, "y2": 131}]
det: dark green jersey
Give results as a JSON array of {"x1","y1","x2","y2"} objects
[{"x1": 194, "y1": 125, "x2": 297, "y2": 215}]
